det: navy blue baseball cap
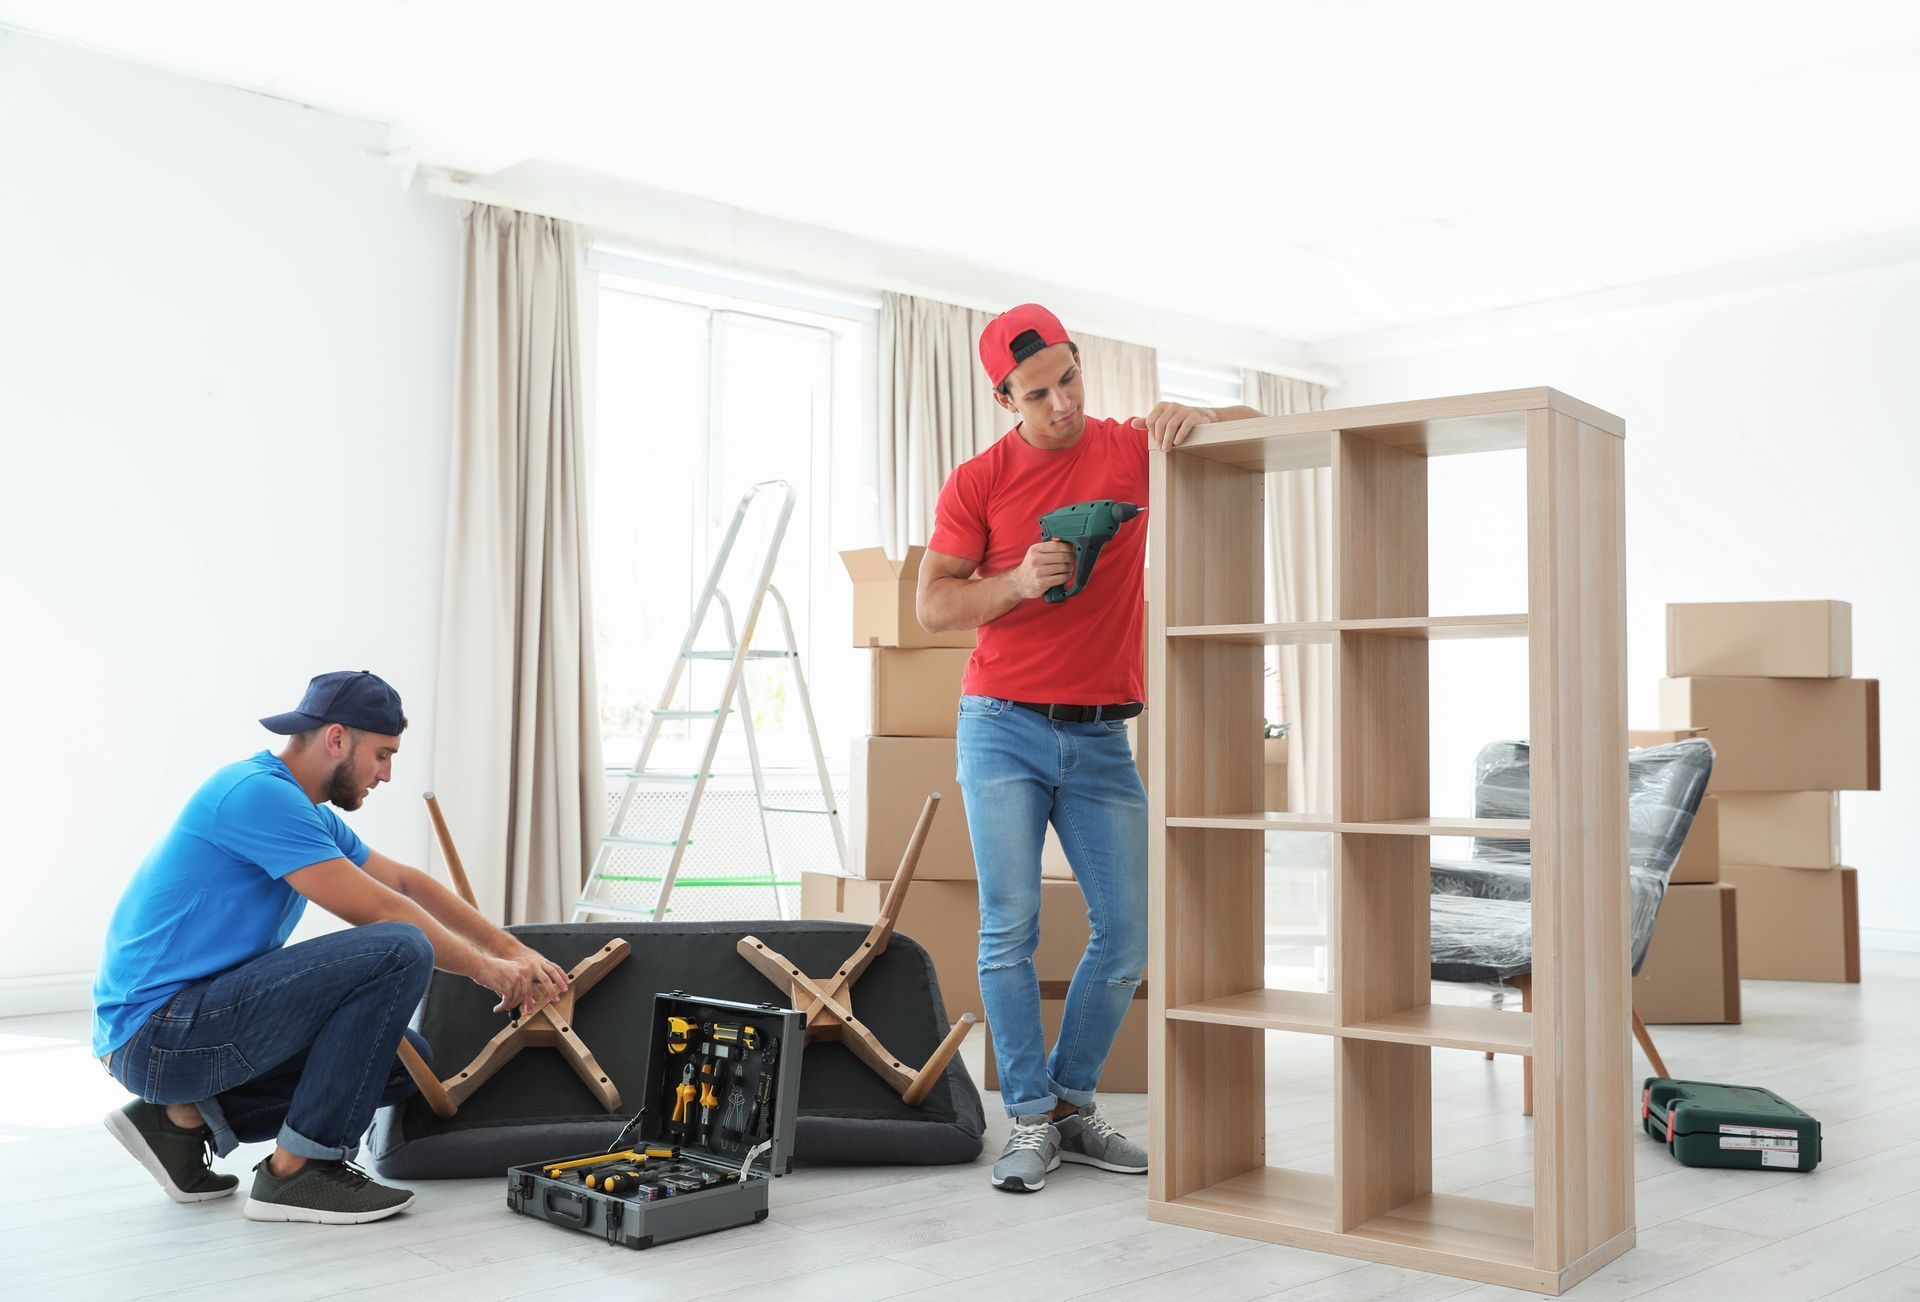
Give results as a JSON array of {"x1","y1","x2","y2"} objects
[{"x1": 260, "y1": 670, "x2": 407, "y2": 736}]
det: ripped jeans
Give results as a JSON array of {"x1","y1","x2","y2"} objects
[{"x1": 955, "y1": 695, "x2": 1148, "y2": 1117}]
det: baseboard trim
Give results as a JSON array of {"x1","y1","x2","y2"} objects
[
  {"x1": 0, "y1": 971, "x2": 94, "y2": 1019},
  {"x1": 1862, "y1": 927, "x2": 1920, "y2": 954}
]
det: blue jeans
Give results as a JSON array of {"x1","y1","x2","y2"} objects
[
  {"x1": 107, "y1": 922, "x2": 435, "y2": 1162},
  {"x1": 955, "y1": 695, "x2": 1148, "y2": 1118}
]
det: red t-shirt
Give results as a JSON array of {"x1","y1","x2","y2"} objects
[{"x1": 928, "y1": 415, "x2": 1149, "y2": 705}]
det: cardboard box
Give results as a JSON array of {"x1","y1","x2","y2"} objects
[
  {"x1": 1667, "y1": 600, "x2": 1851, "y2": 679},
  {"x1": 1716, "y1": 791, "x2": 1841, "y2": 869},
  {"x1": 869, "y1": 647, "x2": 972, "y2": 738},
  {"x1": 799, "y1": 873, "x2": 1093, "y2": 1019},
  {"x1": 1264, "y1": 735, "x2": 1290, "y2": 810},
  {"x1": 1634, "y1": 883, "x2": 1741, "y2": 1024},
  {"x1": 983, "y1": 988, "x2": 1149, "y2": 1094},
  {"x1": 1670, "y1": 794, "x2": 1720, "y2": 885},
  {"x1": 849, "y1": 737, "x2": 974, "y2": 878},
  {"x1": 1658, "y1": 677, "x2": 1880, "y2": 792},
  {"x1": 1719, "y1": 864, "x2": 1860, "y2": 983},
  {"x1": 841, "y1": 547, "x2": 976, "y2": 649},
  {"x1": 1630, "y1": 727, "x2": 1707, "y2": 749}
]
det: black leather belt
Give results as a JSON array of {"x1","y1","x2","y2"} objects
[{"x1": 1011, "y1": 700, "x2": 1144, "y2": 723}]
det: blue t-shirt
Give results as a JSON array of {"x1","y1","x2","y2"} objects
[{"x1": 92, "y1": 751, "x2": 370, "y2": 1057}]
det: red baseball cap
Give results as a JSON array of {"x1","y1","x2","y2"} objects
[{"x1": 978, "y1": 303, "x2": 1071, "y2": 388}]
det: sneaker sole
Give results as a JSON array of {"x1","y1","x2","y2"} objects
[
  {"x1": 991, "y1": 1154, "x2": 1062, "y2": 1192},
  {"x1": 1061, "y1": 1151, "x2": 1148, "y2": 1174},
  {"x1": 243, "y1": 1194, "x2": 415, "y2": 1225},
  {"x1": 103, "y1": 1111, "x2": 236, "y2": 1204}
]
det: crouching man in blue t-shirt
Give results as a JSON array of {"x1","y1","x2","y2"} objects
[{"x1": 93, "y1": 670, "x2": 570, "y2": 1225}]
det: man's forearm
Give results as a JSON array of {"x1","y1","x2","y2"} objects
[
  {"x1": 402, "y1": 868, "x2": 519, "y2": 958},
  {"x1": 920, "y1": 569, "x2": 1027, "y2": 633},
  {"x1": 358, "y1": 888, "x2": 491, "y2": 980}
]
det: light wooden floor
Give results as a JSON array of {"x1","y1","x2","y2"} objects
[{"x1": 4, "y1": 952, "x2": 1917, "y2": 1301}]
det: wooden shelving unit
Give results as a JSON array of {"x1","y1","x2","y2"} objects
[{"x1": 1145, "y1": 388, "x2": 1631, "y2": 1295}]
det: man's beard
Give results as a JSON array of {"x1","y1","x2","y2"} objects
[{"x1": 325, "y1": 754, "x2": 365, "y2": 811}]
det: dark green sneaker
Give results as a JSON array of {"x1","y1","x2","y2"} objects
[
  {"x1": 103, "y1": 1101, "x2": 239, "y2": 1204},
  {"x1": 244, "y1": 1157, "x2": 415, "y2": 1224}
]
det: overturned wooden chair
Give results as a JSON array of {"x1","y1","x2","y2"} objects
[
  {"x1": 736, "y1": 793, "x2": 976, "y2": 1107},
  {"x1": 396, "y1": 794, "x2": 630, "y2": 1118}
]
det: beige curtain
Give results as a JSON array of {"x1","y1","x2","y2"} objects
[
  {"x1": 877, "y1": 292, "x2": 1000, "y2": 553},
  {"x1": 1245, "y1": 370, "x2": 1331, "y2": 815},
  {"x1": 431, "y1": 205, "x2": 604, "y2": 924},
  {"x1": 1075, "y1": 330, "x2": 1159, "y2": 425}
]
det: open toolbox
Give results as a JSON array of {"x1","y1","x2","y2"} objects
[
  {"x1": 1642, "y1": 1076, "x2": 1821, "y2": 1173},
  {"x1": 507, "y1": 992, "x2": 803, "y2": 1248}
]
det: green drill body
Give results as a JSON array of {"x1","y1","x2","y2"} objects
[{"x1": 1037, "y1": 500, "x2": 1144, "y2": 603}]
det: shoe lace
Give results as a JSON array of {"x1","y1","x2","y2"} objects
[
  {"x1": 319, "y1": 1159, "x2": 375, "y2": 1188},
  {"x1": 1079, "y1": 1107, "x2": 1123, "y2": 1141},
  {"x1": 1006, "y1": 1119, "x2": 1053, "y2": 1153}
]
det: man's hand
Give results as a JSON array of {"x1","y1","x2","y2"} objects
[
  {"x1": 1134, "y1": 402, "x2": 1215, "y2": 451},
  {"x1": 475, "y1": 950, "x2": 568, "y2": 1016},
  {"x1": 1012, "y1": 539, "x2": 1075, "y2": 600}
]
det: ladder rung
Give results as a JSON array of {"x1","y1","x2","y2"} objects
[
  {"x1": 601, "y1": 835, "x2": 689, "y2": 848},
  {"x1": 683, "y1": 649, "x2": 795, "y2": 660},
  {"x1": 617, "y1": 772, "x2": 713, "y2": 783},
  {"x1": 571, "y1": 898, "x2": 665, "y2": 919},
  {"x1": 652, "y1": 708, "x2": 724, "y2": 720},
  {"x1": 761, "y1": 805, "x2": 836, "y2": 816},
  {"x1": 597, "y1": 875, "x2": 801, "y2": 888}
]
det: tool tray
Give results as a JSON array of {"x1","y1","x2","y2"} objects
[
  {"x1": 1642, "y1": 1076, "x2": 1821, "y2": 1173},
  {"x1": 508, "y1": 993, "x2": 802, "y2": 1249}
]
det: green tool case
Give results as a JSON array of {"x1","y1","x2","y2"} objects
[{"x1": 1642, "y1": 1077, "x2": 1821, "y2": 1173}]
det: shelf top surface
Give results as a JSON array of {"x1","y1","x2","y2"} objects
[
  {"x1": 1166, "y1": 813, "x2": 1532, "y2": 839},
  {"x1": 1176, "y1": 387, "x2": 1623, "y2": 468},
  {"x1": 1166, "y1": 615, "x2": 1528, "y2": 644}
]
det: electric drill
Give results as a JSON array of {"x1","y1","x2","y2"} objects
[{"x1": 1036, "y1": 500, "x2": 1144, "y2": 603}]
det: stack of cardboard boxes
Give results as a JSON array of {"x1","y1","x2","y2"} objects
[
  {"x1": 812, "y1": 548, "x2": 1149, "y2": 1091},
  {"x1": 1658, "y1": 601, "x2": 1874, "y2": 986}
]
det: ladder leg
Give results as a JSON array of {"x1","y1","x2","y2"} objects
[
  {"x1": 725, "y1": 601, "x2": 786, "y2": 921},
  {"x1": 770, "y1": 584, "x2": 849, "y2": 876}
]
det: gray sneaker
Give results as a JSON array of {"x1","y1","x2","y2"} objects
[
  {"x1": 1056, "y1": 1102, "x2": 1147, "y2": 1174},
  {"x1": 103, "y1": 1101, "x2": 239, "y2": 1203},
  {"x1": 244, "y1": 1157, "x2": 415, "y2": 1224},
  {"x1": 991, "y1": 1115, "x2": 1061, "y2": 1192}
]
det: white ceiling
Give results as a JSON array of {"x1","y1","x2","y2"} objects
[{"x1": 5, "y1": 0, "x2": 1919, "y2": 343}]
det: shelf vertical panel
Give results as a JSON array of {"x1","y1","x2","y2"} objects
[
  {"x1": 1149, "y1": 443, "x2": 1265, "y2": 1203},
  {"x1": 1336, "y1": 832, "x2": 1430, "y2": 1025},
  {"x1": 1336, "y1": 1039, "x2": 1432, "y2": 1230},
  {"x1": 1526, "y1": 408, "x2": 1633, "y2": 1277},
  {"x1": 1334, "y1": 429, "x2": 1427, "y2": 622}
]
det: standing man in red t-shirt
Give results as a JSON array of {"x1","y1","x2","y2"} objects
[{"x1": 917, "y1": 304, "x2": 1261, "y2": 1192}]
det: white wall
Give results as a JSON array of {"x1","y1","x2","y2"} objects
[
  {"x1": 1324, "y1": 260, "x2": 1920, "y2": 947},
  {"x1": 0, "y1": 32, "x2": 461, "y2": 1012}
]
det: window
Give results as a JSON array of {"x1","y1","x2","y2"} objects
[
  {"x1": 1159, "y1": 357, "x2": 1244, "y2": 410},
  {"x1": 589, "y1": 250, "x2": 876, "y2": 776}
]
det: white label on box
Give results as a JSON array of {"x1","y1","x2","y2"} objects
[
  {"x1": 1761, "y1": 1149, "x2": 1799, "y2": 1168},
  {"x1": 1719, "y1": 1134, "x2": 1797, "y2": 1151},
  {"x1": 1719, "y1": 1124, "x2": 1796, "y2": 1140}
]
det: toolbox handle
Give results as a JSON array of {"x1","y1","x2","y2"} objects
[{"x1": 541, "y1": 1188, "x2": 591, "y2": 1228}]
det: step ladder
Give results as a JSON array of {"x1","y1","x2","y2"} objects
[{"x1": 575, "y1": 480, "x2": 847, "y2": 923}]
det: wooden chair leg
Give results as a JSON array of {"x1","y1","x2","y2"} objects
[
  {"x1": 1632, "y1": 1004, "x2": 1670, "y2": 1079},
  {"x1": 1517, "y1": 975, "x2": 1534, "y2": 1117},
  {"x1": 399, "y1": 1037, "x2": 456, "y2": 1118}
]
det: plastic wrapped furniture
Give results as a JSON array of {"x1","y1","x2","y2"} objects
[{"x1": 1430, "y1": 738, "x2": 1715, "y2": 1110}]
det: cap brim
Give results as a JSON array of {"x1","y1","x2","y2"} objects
[{"x1": 259, "y1": 710, "x2": 325, "y2": 735}]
